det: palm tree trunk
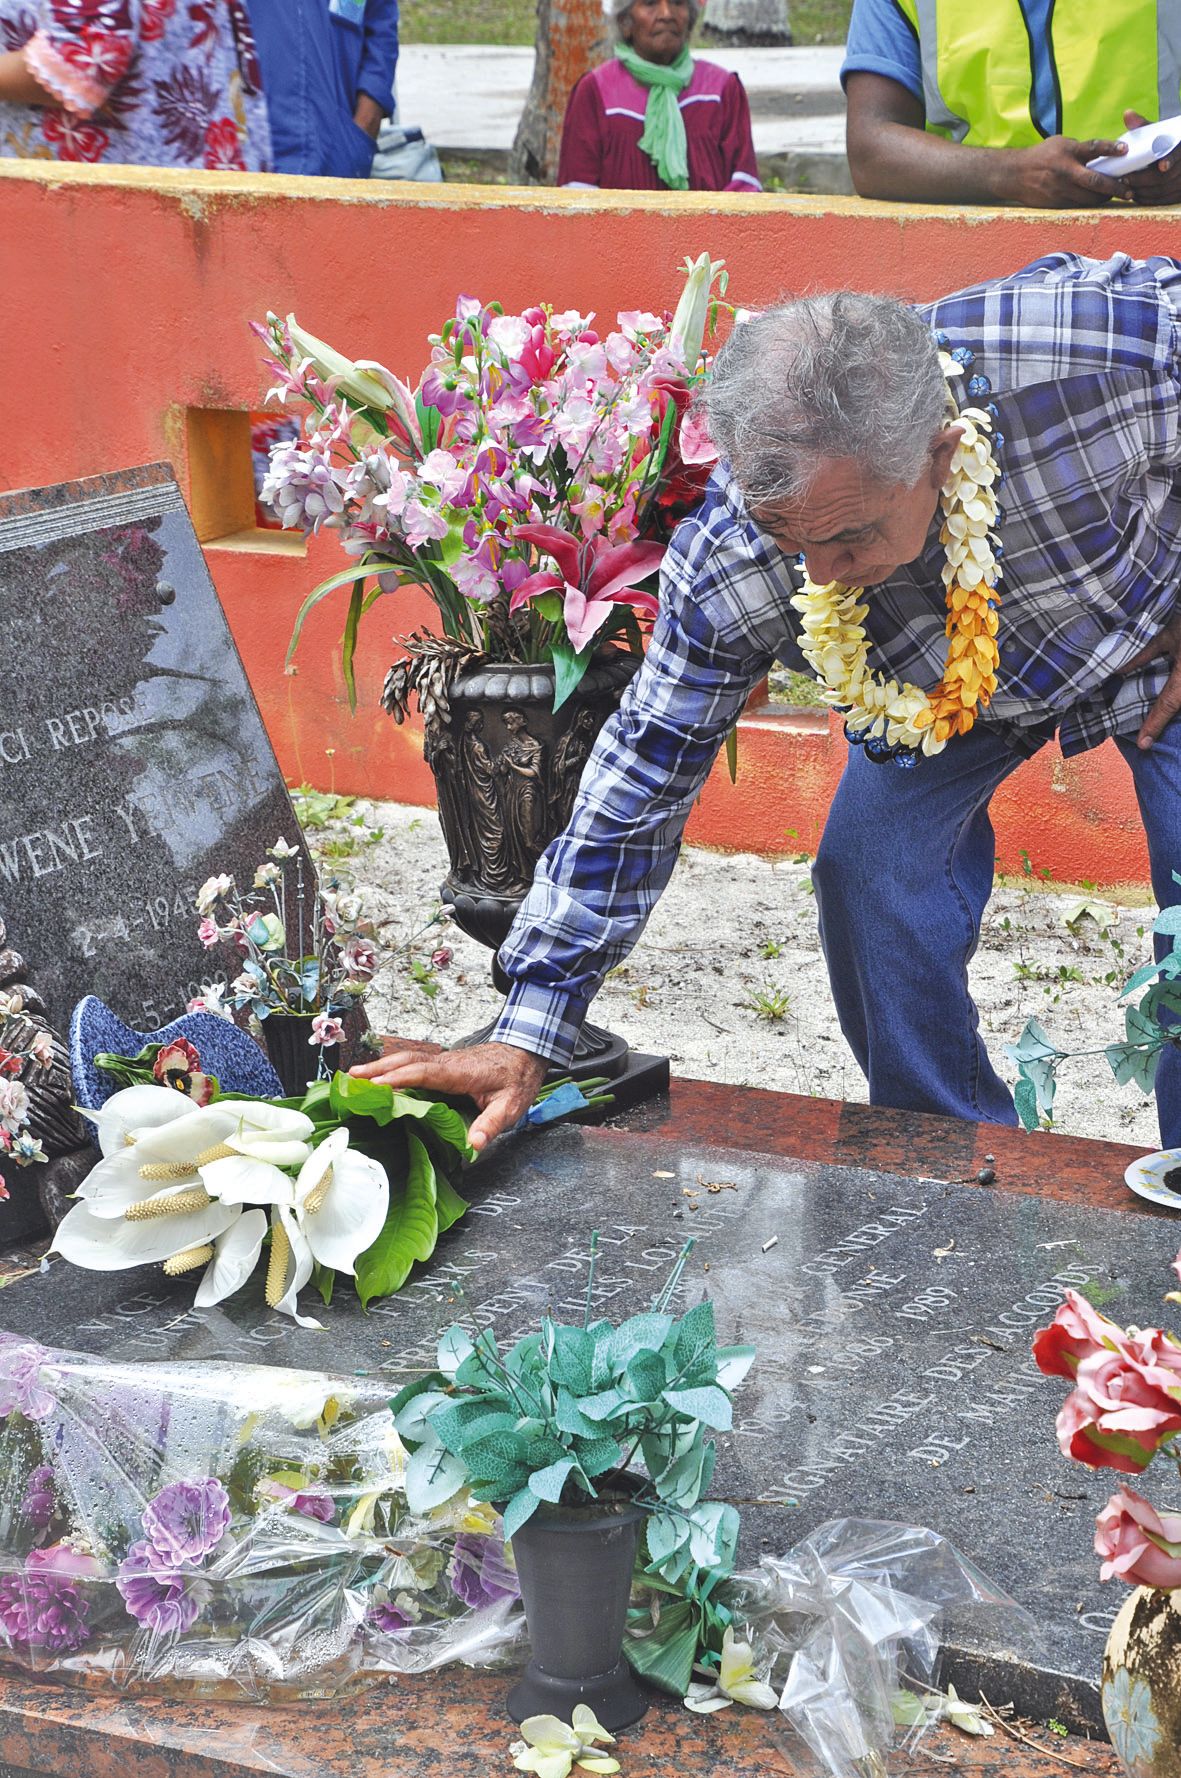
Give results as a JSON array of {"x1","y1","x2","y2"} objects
[{"x1": 510, "y1": 0, "x2": 606, "y2": 185}]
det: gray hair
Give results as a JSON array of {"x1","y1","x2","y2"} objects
[
  {"x1": 608, "y1": 0, "x2": 700, "y2": 40},
  {"x1": 701, "y1": 291, "x2": 949, "y2": 508}
]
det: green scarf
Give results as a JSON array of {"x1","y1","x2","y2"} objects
[{"x1": 613, "y1": 42, "x2": 694, "y2": 190}]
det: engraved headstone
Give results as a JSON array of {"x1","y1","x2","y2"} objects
[
  {"x1": 0, "y1": 465, "x2": 315, "y2": 1036},
  {"x1": 0, "y1": 1116, "x2": 1168, "y2": 1728}
]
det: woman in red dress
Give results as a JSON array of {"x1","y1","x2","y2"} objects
[{"x1": 558, "y1": 0, "x2": 761, "y2": 193}]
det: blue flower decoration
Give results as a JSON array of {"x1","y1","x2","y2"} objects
[
  {"x1": 950, "y1": 346, "x2": 975, "y2": 369},
  {"x1": 967, "y1": 374, "x2": 992, "y2": 399}
]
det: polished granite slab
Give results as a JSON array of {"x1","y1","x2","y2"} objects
[{"x1": 0, "y1": 1085, "x2": 1163, "y2": 1733}]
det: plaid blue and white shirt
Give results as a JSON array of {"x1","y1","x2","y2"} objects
[{"x1": 492, "y1": 252, "x2": 1181, "y2": 1064}]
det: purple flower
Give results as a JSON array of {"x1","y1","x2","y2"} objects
[
  {"x1": 0, "y1": 1552, "x2": 91, "y2": 1654},
  {"x1": 116, "y1": 1541, "x2": 208, "y2": 1636},
  {"x1": 368, "y1": 1599, "x2": 416, "y2": 1637},
  {"x1": 256, "y1": 1480, "x2": 335, "y2": 1523},
  {"x1": 448, "y1": 1534, "x2": 519, "y2": 1610},
  {"x1": 142, "y1": 1478, "x2": 231, "y2": 1565},
  {"x1": 21, "y1": 1466, "x2": 55, "y2": 1531},
  {"x1": 0, "y1": 1338, "x2": 54, "y2": 1422}
]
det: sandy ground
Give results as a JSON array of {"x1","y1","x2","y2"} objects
[{"x1": 316, "y1": 800, "x2": 1163, "y2": 1151}]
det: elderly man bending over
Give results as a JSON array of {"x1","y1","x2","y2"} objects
[{"x1": 354, "y1": 252, "x2": 1181, "y2": 1150}]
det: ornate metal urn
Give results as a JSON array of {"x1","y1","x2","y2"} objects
[{"x1": 419, "y1": 651, "x2": 649, "y2": 1084}]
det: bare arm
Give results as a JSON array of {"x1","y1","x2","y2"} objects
[
  {"x1": 845, "y1": 71, "x2": 1128, "y2": 207},
  {"x1": 0, "y1": 49, "x2": 55, "y2": 106}
]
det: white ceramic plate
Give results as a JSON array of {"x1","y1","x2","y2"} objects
[{"x1": 1125, "y1": 1149, "x2": 1181, "y2": 1209}]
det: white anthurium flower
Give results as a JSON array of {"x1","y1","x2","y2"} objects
[
  {"x1": 77, "y1": 1104, "x2": 246, "y2": 1219},
  {"x1": 198, "y1": 1103, "x2": 315, "y2": 1205},
  {"x1": 51, "y1": 1194, "x2": 242, "y2": 1271},
  {"x1": 293, "y1": 1128, "x2": 389, "y2": 1275},
  {"x1": 78, "y1": 1083, "x2": 200, "y2": 1158},
  {"x1": 264, "y1": 1203, "x2": 324, "y2": 1330},
  {"x1": 684, "y1": 1628, "x2": 778, "y2": 1713},
  {"x1": 193, "y1": 1207, "x2": 269, "y2": 1308}
]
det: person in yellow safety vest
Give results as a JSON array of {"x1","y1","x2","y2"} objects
[{"x1": 842, "y1": 0, "x2": 1181, "y2": 205}]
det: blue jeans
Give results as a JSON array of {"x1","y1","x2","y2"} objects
[{"x1": 812, "y1": 719, "x2": 1181, "y2": 1146}]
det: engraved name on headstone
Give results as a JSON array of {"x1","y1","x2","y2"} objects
[
  {"x1": 0, "y1": 465, "x2": 313, "y2": 1033},
  {"x1": 0, "y1": 1120, "x2": 1169, "y2": 1721}
]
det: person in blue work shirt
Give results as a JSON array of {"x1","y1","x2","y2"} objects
[
  {"x1": 250, "y1": 0, "x2": 399, "y2": 178},
  {"x1": 842, "y1": 0, "x2": 1181, "y2": 206}
]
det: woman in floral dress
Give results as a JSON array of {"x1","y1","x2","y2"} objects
[{"x1": 0, "y1": 0, "x2": 271, "y2": 169}]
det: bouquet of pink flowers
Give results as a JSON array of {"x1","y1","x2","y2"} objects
[
  {"x1": 1034, "y1": 1258, "x2": 1181, "y2": 1588},
  {"x1": 253, "y1": 254, "x2": 726, "y2": 716}
]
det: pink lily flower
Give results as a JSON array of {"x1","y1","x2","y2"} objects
[{"x1": 510, "y1": 523, "x2": 664, "y2": 655}]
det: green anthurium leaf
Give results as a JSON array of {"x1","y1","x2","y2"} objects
[
  {"x1": 572, "y1": 1386, "x2": 628, "y2": 1422},
  {"x1": 502, "y1": 1484, "x2": 542, "y2": 1542},
  {"x1": 404, "y1": 1438, "x2": 467, "y2": 1513},
  {"x1": 687, "y1": 1500, "x2": 739, "y2": 1573},
  {"x1": 550, "y1": 1327, "x2": 595, "y2": 1394},
  {"x1": 528, "y1": 1457, "x2": 576, "y2": 1503},
  {"x1": 551, "y1": 638, "x2": 592, "y2": 712},
  {"x1": 429, "y1": 1400, "x2": 519, "y2": 1457},
  {"x1": 354, "y1": 1130, "x2": 439, "y2": 1307},
  {"x1": 434, "y1": 1173, "x2": 470, "y2": 1234},
  {"x1": 555, "y1": 1387, "x2": 603, "y2": 1438},
  {"x1": 645, "y1": 1510, "x2": 690, "y2": 1567},
  {"x1": 1013, "y1": 1074, "x2": 1039, "y2": 1131},
  {"x1": 389, "y1": 1091, "x2": 474, "y2": 1158},
  {"x1": 714, "y1": 1346, "x2": 756, "y2": 1394},
  {"x1": 624, "y1": 1596, "x2": 701, "y2": 1697},
  {"x1": 663, "y1": 1385, "x2": 733, "y2": 1431},
  {"x1": 437, "y1": 1324, "x2": 474, "y2": 1378},
  {"x1": 568, "y1": 1436, "x2": 623, "y2": 1478},
  {"x1": 672, "y1": 1300, "x2": 717, "y2": 1374},
  {"x1": 312, "y1": 1260, "x2": 335, "y2": 1307},
  {"x1": 624, "y1": 1351, "x2": 669, "y2": 1401},
  {"x1": 390, "y1": 1376, "x2": 448, "y2": 1440},
  {"x1": 1106, "y1": 1040, "x2": 1161, "y2": 1095}
]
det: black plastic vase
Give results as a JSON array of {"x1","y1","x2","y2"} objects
[
  {"x1": 261, "y1": 1015, "x2": 337, "y2": 1099},
  {"x1": 507, "y1": 1492, "x2": 648, "y2": 1731}
]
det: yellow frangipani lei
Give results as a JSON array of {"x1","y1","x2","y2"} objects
[{"x1": 789, "y1": 358, "x2": 1002, "y2": 759}]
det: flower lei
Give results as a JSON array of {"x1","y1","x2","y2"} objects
[{"x1": 789, "y1": 341, "x2": 1004, "y2": 767}]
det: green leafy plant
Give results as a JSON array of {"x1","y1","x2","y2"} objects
[
  {"x1": 391, "y1": 1238, "x2": 754, "y2": 1581},
  {"x1": 746, "y1": 983, "x2": 791, "y2": 1022},
  {"x1": 1006, "y1": 879, "x2": 1181, "y2": 1129}
]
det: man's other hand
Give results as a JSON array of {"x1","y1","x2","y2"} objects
[
  {"x1": 354, "y1": 93, "x2": 384, "y2": 139},
  {"x1": 1121, "y1": 611, "x2": 1181, "y2": 749},
  {"x1": 349, "y1": 1038, "x2": 548, "y2": 1151},
  {"x1": 1117, "y1": 111, "x2": 1181, "y2": 206},
  {"x1": 1009, "y1": 135, "x2": 1127, "y2": 207}
]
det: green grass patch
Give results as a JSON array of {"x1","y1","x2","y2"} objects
[{"x1": 400, "y1": 0, "x2": 851, "y2": 46}]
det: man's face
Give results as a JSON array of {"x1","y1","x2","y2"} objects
[
  {"x1": 621, "y1": 0, "x2": 693, "y2": 64},
  {"x1": 752, "y1": 434, "x2": 961, "y2": 589}
]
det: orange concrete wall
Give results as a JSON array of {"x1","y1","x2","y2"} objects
[{"x1": 3, "y1": 161, "x2": 1179, "y2": 887}]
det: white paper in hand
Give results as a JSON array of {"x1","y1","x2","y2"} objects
[{"x1": 1087, "y1": 113, "x2": 1181, "y2": 176}]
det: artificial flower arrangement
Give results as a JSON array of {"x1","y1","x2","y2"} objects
[
  {"x1": 0, "y1": 991, "x2": 53, "y2": 1201},
  {"x1": 1007, "y1": 883, "x2": 1181, "y2": 1129},
  {"x1": 253, "y1": 253, "x2": 727, "y2": 717},
  {"x1": 0, "y1": 1336, "x2": 523, "y2": 1697},
  {"x1": 49, "y1": 1071, "x2": 472, "y2": 1326},
  {"x1": 193, "y1": 838, "x2": 381, "y2": 1050}
]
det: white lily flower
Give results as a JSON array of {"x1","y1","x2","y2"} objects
[
  {"x1": 286, "y1": 316, "x2": 400, "y2": 413},
  {"x1": 264, "y1": 1203, "x2": 324, "y2": 1329},
  {"x1": 511, "y1": 1706, "x2": 619, "y2": 1778},
  {"x1": 77, "y1": 1103, "x2": 246, "y2": 1219},
  {"x1": 193, "y1": 1207, "x2": 269, "y2": 1307},
  {"x1": 292, "y1": 1128, "x2": 389, "y2": 1275},
  {"x1": 685, "y1": 1628, "x2": 778, "y2": 1713}
]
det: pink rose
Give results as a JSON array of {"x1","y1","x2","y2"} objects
[
  {"x1": 1096, "y1": 1487, "x2": 1181, "y2": 1588},
  {"x1": 1058, "y1": 1340, "x2": 1181, "y2": 1473},
  {"x1": 1033, "y1": 1289, "x2": 1127, "y2": 1380},
  {"x1": 431, "y1": 946, "x2": 453, "y2": 970},
  {"x1": 197, "y1": 917, "x2": 219, "y2": 950}
]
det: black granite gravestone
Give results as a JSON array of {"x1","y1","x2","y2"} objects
[
  {"x1": 0, "y1": 464, "x2": 314, "y2": 1035},
  {"x1": 0, "y1": 1117, "x2": 1167, "y2": 1731}
]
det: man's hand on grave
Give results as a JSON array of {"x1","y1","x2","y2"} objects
[
  {"x1": 349, "y1": 1039, "x2": 548, "y2": 1153},
  {"x1": 1122, "y1": 610, "x2": 1181, "y2": 749}
]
